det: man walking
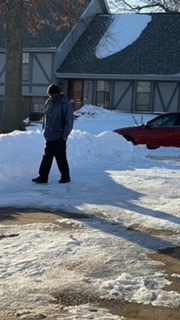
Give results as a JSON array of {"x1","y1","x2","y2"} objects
[{"x1": 32, "y1": 84, "x2": 74, "y2": 184}]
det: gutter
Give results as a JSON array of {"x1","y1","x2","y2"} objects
[{"x1": 55, "y1": 73, "x2": 180, "y2": 81}]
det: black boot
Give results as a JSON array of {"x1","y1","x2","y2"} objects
[
  {"x1": 58, "y1": 178, "x2": 71, "y2": 184},
  {"x1": 32, "y1": 176, "x2": 48, "y2": 183}
]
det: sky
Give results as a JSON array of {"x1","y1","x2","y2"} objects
[
  {"x1": 0, "y1": 105, "x2": 180, "y2": 319},
  {"x1": 96, "y1": 14, "x2": 151, "y2": 58},
  {"x1": 107, "y1": 0, "x2": 146, "y2": 13}
]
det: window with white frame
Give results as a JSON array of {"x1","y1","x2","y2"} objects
[
  {"x1": 135, "y1": 81, "x2": 151, "y2": 111},
  {"x1": 22, "y1": 52, "x2": 29, "y2": 82},
  {"x1": 32, "y1": 102, "x2": 44, "y2": 113},
  {"x1": 96, "y1": 80, "x2": 111, "y2": 109}
]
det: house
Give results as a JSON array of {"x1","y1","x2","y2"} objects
[
  {"x1": 0, "y1": 0, "x2": 180, "y2": 123},
  {"x1": 0, "y1": 0, "x2": 110, "y2": 121},
  {"x1": 56, "y1": 12, "x2": 180, "y2": 113}
]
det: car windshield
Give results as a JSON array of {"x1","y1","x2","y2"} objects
[{"x1": 147, "y1": 114, "x2": 180, "y2": 127}]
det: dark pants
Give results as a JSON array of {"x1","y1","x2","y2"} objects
[{"x1": 39, "y1": 138, "x2": 70, "y2": 181}]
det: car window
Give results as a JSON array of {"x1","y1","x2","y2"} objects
[
  {"x1": 174, "y1": 114, "x2": 180, "y2": 126},
  {"x1": 148, "y1": 114, "x2": 178, "y2": 128}
]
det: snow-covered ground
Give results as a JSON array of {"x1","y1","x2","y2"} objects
[{"x1": 0, "y1": 105, "x2": 180, "y2": 319}]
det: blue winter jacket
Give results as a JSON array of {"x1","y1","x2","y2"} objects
[{"x1": 43, "y1": 94, "x2": 74, "y2": 142}]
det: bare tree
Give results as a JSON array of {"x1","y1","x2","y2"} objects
[
  {"x1": 0, "y1": 0, "x2": 85, "y2": 133},
  {"x1": 109, "y1": 0, "x2": 180, "y2": 13}
]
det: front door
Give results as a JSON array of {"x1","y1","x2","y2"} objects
[{"x1": 68, "y1": 80, "x2": 83, "y2": 111}]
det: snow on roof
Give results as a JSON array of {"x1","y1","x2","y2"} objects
[{"x1": 96, "y1": 14, "x2": 152, "y2": 58}]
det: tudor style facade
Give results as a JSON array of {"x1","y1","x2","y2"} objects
[{"x1": 58, "y1": 77, "x2": 180, "y2": 114}]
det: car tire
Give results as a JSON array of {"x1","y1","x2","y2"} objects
[{"x1": 146, "y1": 144, "x2": 158, "y2": 149}]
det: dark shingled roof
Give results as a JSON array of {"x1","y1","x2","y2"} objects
[
  {"x1": 0, "y1": 0, "x2": 91, "y2": 48},
  {"x1": 57, "y1": 13, "x2": 180, "y2": 75}
]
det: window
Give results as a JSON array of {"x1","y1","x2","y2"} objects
[
  {"x1": 96, "y1": 80, "x2": 111, "y2": 109},
  {"x1": 22, "y1": 52, "x2": 29, "y2": 82},
  {"x1": 148, "y1": 113, "x2": 179, "y2": 127},
  {"x1": 135, "y1": 81, "x2": 151, "y2": 111},
  {"x1": 32, "y1": 103, "x2": 44, "y2": 113}
]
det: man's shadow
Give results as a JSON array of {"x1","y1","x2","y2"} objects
[{"x1": 0, "y1": 165, "x2": 179, "y2": 257}]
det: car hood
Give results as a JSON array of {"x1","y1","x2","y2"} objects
[{"x1": 114, "y1": 125, "x2": 143, "y2": 133}]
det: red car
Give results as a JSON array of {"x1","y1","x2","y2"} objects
[{"x1": 114, "y1": 112, "x2": 180, "y2": 149}]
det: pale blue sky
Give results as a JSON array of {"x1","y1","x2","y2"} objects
[{"x1": 107, "y1": 0, "x2": 149, "y2": 13}]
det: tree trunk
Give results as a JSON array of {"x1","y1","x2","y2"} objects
[{"x1": 0, "y1": 0, "x2": 25, "y2": 133}]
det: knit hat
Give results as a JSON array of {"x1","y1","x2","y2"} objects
[{"x1": 47, "y1": 84, "x2": 60, "y2": 95}]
